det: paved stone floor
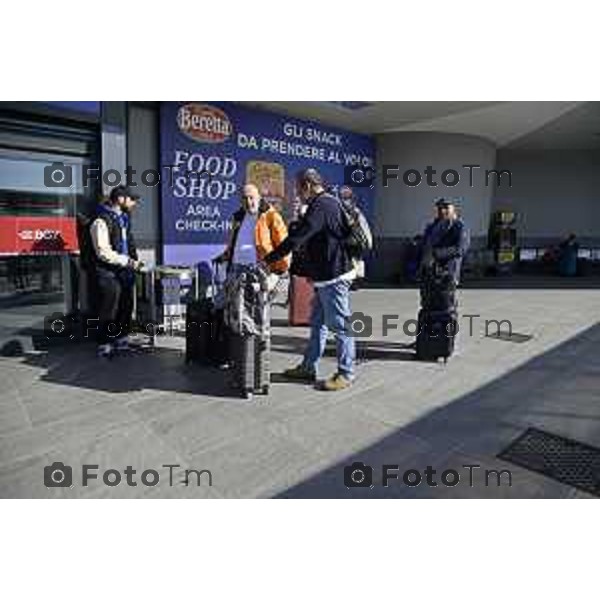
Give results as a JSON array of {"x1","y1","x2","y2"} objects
[{"x1": 1, "y1": 286, "x2": 599, "y2": 498}]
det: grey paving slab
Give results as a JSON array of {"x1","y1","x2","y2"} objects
[
  {"x1": 139, "y1": 396, "x2": 270, "y2": 459},
  {"x1": 187, "y1": 425, "x2": 323, "y2": 499},
  {"x1": 0, "y1": 400, "x2": 31, "y2": 436},
  {"x1": 0, "y1": 453, "x2": 59, "y2": 499},
  {"x1": 0, "y1": 401, "x2": 138, "y2": 468},
  {"x1": 267, "y1": 399, "x2": 393, "y2": 463}
]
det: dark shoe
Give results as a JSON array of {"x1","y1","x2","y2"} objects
[
  {"x1": 282, "y1": 364, "x2": 317, "y2": 383},
  {"x1": 114, "y1": 337, "x2": 131, "y2": 351},
  {"x1": 97, "y1": 343, "x2": 114, "y2": 359},
  {"x1": 321, "y1": 372, "x2": 353, "y2": 392}
]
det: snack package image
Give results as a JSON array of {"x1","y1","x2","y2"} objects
[{"x1": 246, "y1": 160, "x2": 286, "y2": 213}]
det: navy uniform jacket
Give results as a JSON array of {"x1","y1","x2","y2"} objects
[{"x1": 421, "y1": 218, "x2": 470, "y2": 283}]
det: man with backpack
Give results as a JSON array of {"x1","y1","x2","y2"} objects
[
  {"x1": 90, "y1": 186, "x2": 142, "y2": 358},
  {"x1": 264, "y1": 168, "x2": 368, "y2": 391}
]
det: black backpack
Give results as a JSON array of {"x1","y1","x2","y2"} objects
[
  {"x1": 339, "y1": 199, "x2": 373, "y2": 258},
  {"x1": 76, "y1": 212, "x2": 96, "y2": 271}
]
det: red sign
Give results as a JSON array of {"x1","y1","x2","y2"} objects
[
  {"x1": 0, "y1": 216, "x2": 79, "y2": 255},
  {"x1": 177, "y1": 103, "x2": 232, "y2": 144}
]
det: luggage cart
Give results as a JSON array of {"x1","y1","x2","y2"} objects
[{"x1": 133, "y1": 266, "x2": 196, "y2": 345}]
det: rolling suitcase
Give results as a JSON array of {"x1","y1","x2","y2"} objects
[
  {"x1": 185, "y1": 261, "x2": 227, "y2": 365},
  {"x1": 185, "y1": 297, "x2": 216, "y2": 364},
  {"x1": 415, "y1": 308, "x2": 457, "y2": 363},
  {"x1": 419, "y1": 269, "x2": 457, "y2": 312},
  {"x1": 288, "y1": 275, "x2": 314, "y2": 326},
  {"x1": 225, "y1": 265, "x2": 270, "y2": 398},
  {"x1": 229, "y1": 332, "x2": 270, "y2": 398},
  {"x1": 416, "y1": 266, "x2": 458, "y2": 362}
]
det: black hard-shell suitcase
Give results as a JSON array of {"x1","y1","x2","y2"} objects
[
  {"x1": 185, "y1": 261, "x2": 227, "y2": 364},
  {"x1": 185, "y1": 297, "x2": 216, "y2": 364},
  {"x1": 415, "y1": 308, "x2": 457, "y2": 363},
  {"x1": 420, "y1": 270, "x2": 457, "y2": 312}
]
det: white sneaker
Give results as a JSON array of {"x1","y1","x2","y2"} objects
[{"x1": 97, "y1": 343, "x2": 113, "y2": 358}]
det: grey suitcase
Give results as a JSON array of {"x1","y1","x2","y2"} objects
[
  {"x1": 230, "y1": 331, "x2": 270, "y2": 399},
  {"x1": 224, "y1": 265, "x2": 271, "y2": 399}
]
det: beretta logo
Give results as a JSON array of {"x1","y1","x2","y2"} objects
[{"x1": 177, "y1": 103, "x2": 232, "y2": 143}]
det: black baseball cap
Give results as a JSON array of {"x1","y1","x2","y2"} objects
[
  {"x1": 109, "y1": 185, "x2": 140, "y2": 202},
  {"x1": 435, "y1": 197, "x2": 455, "y2": 208}
]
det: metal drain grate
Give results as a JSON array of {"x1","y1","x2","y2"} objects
[
  {"x1": 498, "y1": 428, "x2": 600, "y2": 496},
  {"x1": 486, "y1": 331, "x2": 533, "y2": 343}
]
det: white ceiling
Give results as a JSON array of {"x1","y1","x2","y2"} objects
[{"x1": 243, "y1": 101, "x2": 600, "y2": 150}]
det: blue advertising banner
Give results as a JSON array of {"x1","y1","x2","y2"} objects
[{"x1": 160, "y1": 101, "x2": 375, "y2": 265}]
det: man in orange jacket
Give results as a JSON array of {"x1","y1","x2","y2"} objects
[
  {"x1": 217, "y1": 183, "x2": 290, "y2": 281},
  {"x1": 212, "y1": 184, "x2": 289, "y2": 369}
]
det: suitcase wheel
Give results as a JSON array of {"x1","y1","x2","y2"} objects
[
  {"x1": 261, "y1": 384, "x2": 270, "y2": 395},
  {"x1": 244, "y1": 389, "x2": 253, "y2": 401}
]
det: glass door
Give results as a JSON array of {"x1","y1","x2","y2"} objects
[{"x1": 0, "y1": 149, "x2": 96, "y2": 344}]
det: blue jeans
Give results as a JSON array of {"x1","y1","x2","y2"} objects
[{"x1": 302, "y1": 279, "x2": 355, "y2": 379}]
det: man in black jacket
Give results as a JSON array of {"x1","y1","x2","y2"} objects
[
  {"x1": 90, "y1": 186, "x2": 141, "y2": 357},
  {"x1": 264, "y1": 168, "x2": 356, "y2": 391}
]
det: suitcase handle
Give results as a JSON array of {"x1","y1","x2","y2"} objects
[
  {"x1": 211, "y1": 259, "x2": 225, "y2": 298},
  {"x1": 194, "y1": 259, "x2": 224, "y2": 301}
]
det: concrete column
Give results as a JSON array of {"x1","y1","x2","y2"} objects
[
  {"x1": 100, "y1": 101, "x2": 127, "y2": 197},
  {"x1": 371, "y1": 131, "x2": 497, "y2": 282},
  {"x1": 126, "y1": 104, "x2": 160, "y2": 262}
]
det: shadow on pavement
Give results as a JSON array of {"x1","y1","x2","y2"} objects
[
  {"x1": 270, "y1": 334, "x2": 416, "y2": 362},
  {"x1": 20, "y1": 344, "x2": 244, "y2": 400},
  {"x1": 17, "y1": 333, "x2": 419, "y2": 399}
]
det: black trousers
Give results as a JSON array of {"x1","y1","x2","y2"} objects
[{"x1": 96, "y1": 267, "x2": 134, "y2": 345}]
